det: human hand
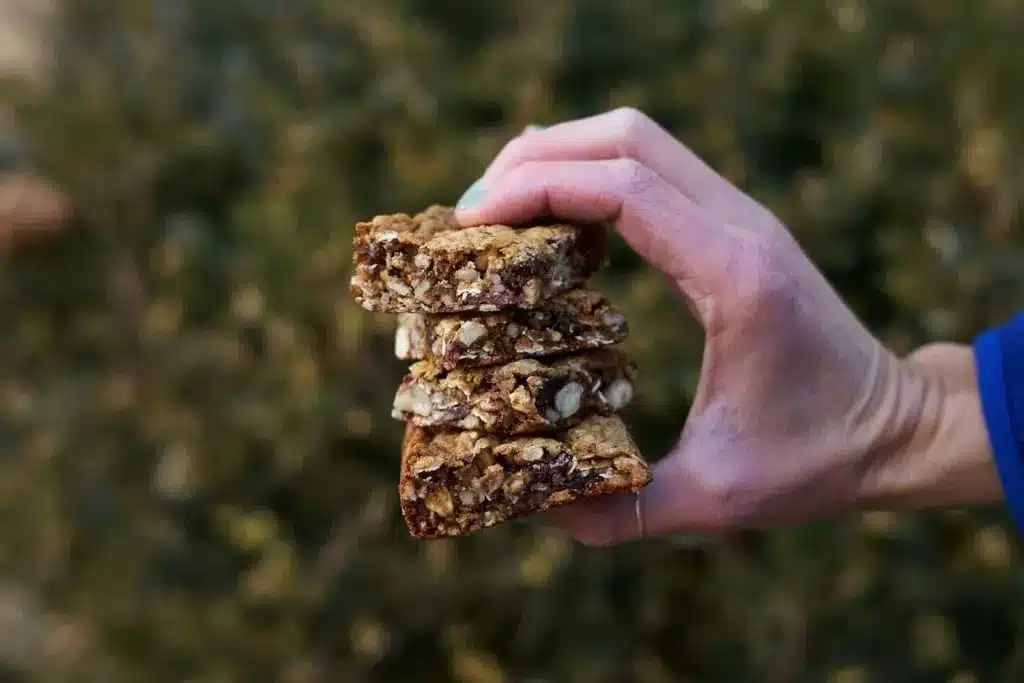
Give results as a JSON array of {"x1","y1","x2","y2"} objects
[{"x1": 455, "y1": 108, "x2": 999, "y2": 545}]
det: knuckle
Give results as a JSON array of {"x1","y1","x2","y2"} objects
[
  {"x1": 606, "y1": 157, "x2": 661, "y2": 198},
  {"x1": 501, "y1": 135, "x2": 530, "y2": 164},
  {"x1": 609, "y1": 106, "x2": 653, "y2": 154},
  {"x1": 507, "y1": 159, "x2": 544, "y2": 184},
  {"x1": 611, "y1": 106, "x2": 651, "y2": 131}
]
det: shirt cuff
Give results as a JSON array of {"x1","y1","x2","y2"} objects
[{"x1": 975, "y1": 314, "x2": 1024, "y2": 532}]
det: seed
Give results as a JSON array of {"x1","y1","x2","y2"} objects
[{"x1": 554, "y1": 382, "x2": 584, "y2": 418}]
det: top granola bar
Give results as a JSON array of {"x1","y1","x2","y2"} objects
[{"x1": 350, "y1": 205, "x2": 609, "y2": 313}]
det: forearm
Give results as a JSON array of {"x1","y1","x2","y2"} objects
[{"x1": 857, "y1": 343, "x2": 1003, "y2": 510}]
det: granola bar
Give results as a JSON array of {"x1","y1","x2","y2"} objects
[
  {"x1": 399, "y1": 414, "x2": 652, "y2": 539},
  {"x1": 392, "y1": 349, "x2": 636, "y2": 434},
  {"x1": 394, "y1": 288, "x2": 629, "y2": 370},
  {"x1": 350, "y1": 205, "x2": 608, "y2": 313}
]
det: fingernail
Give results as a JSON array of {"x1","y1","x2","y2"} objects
[
  {"x1": 523, "y1": 124, "x2": 546, "y2": 134},
  {"x1": 456, "y1": 179, "x2": 486, "y2": 210}
]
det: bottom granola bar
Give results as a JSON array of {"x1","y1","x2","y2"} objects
[{"x1": 399, "y1": 414, "x2": 652, "y2": 539}]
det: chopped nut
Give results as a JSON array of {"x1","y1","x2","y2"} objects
[
  {"x1": 414, "y1": 279, "x2": 432, "y2": 298},
  {"x1": 457, "y1": 321, "x2": 488, "y2": 346},
  {"x1": 573, "y1": 448, "x2": 602, "y2": 462},
  {"x1": 613, "y1": 456, "x2": 640, "y2": 473},
  {"x1": 479, "y1": 465, "x2": 505, "y2": 496},
  {"x1": 458, "y1": 489, "x2": 477, "y2": 506},
  {"x1": 471, "y1": 436, "x2": 496, "y2": 455},
  {"x1": 475, "y1": 395, "x2": 502, "y2": 412},
  {"x1": 414, "y1": 253, "x2": 432, "y2": 269},
  {"x1": 603, "y1": 311, "x2": 627, "y2": 327},
  {"x1": 424, "y1": 488, "x2": 455, "y2": 517},
  {"x1": 602, "y1": 378, "x2": 634, "y2": 411},
  {"x1": 437, "y1": 319, "x2": 460, "y2": 336},
  {"x1": 386, "y1": 280, "x2": 412, "y2": 296},
  {"x1": 393, "y1": 384, "x2": 432, "y2": 417},
  {"x1": 554, "y1": 382, "x2": 584, "y2": 418},
  {"x1": 522, "y1": 278, "x2": 541, "y2": 305},
  {"x1": 520, "y1": 443, "x2": 546, "y2": 462},
  {"x1": 492, "y1": 442, "x2": 519, "y2": 462},
  {"x1": 394, "y1": 326, "x2": 411, "y2": 359},
  {"x1": 459, "y1": 414, "x2": 483, "y2": 430},
  {"x1": 504, "y1": 473, "x2": 527, "y2": 496},
  {"x1": 509, "y1": 386, "x2": 533, "y2": 413},
  {"x1": 456, "y1": 283, "x2": 484, "y2": 300},
  {"x1": 549, "y1": 490, "x2": 573, "y2": 505},
  {"x1": 412, "y1": 456, "x2": 445, "y2": 475},
  {"x1": 376, "y1": 230, "x2": 399, "y2": 242},
  {"x1": 505, "y1": 323, "x2": 521, "y2": 338},
  {"x1": 469, "y1": 409, "x2": 495, "y2": 428},
  {"x1": 454, "y1": 264, "x2": 480, "y2": 281}
]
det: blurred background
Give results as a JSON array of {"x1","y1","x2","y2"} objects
[{"x1": 1, "y1": 0, "x2": 1024, "y2": 681}]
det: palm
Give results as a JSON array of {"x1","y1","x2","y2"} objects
[{"x1": 676, "y1": 241, "x2": 890, "y2": 529}]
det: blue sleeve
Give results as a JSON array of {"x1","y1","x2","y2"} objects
[{"x1": 974, "y1": 312, "x2": 1024, "y2": 531}]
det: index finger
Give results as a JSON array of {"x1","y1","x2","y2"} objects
[
  {"x1": 477, "y1": 108, "x2": 765, "y2": 226},
  {"x1": 455, "y1": 157, "x2": 737, "y2": 303}
]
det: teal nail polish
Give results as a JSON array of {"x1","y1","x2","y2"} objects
[
  {"x1": 456, "y1": 179, "x2": 486, "y2": 210},
  {"x1": 524, "y1": 124, "x2": 546, "y2": 134}
]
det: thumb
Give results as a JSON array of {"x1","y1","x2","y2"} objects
[
  {"x1": 454, "y1": 158, "x2": 735, "y2": 295},
  {"x1": 546, "y1": 456, "x2": 688, "y2": 546}
]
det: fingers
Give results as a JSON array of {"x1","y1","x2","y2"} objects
[
  {"x1": 455, "y1": 158, "x2": 735, "y2": 292},
  {"x1": 545, "y1": 492, "x2": 640, "y2": 546},
  {"x1": 456, "y1": 157, "x2": 735, "y2": 545},
  {"x1": 546, "y1": 454, "x2": 694, "y2": 545},
  {"x1": 475, "y1": 108, "x2": 763, "y2": 225}
]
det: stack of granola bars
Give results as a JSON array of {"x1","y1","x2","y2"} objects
[{"x1": 351, "y1": 205, "x2": 652, "y2": 539}]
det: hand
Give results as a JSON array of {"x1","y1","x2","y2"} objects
[{"x1": 455, "y1": 108, "x2": 1001, "y2": 545}]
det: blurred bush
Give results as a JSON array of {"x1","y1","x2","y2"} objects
[{"x1": 1, "y1": 0, "x2": 1024, "y2": 681}]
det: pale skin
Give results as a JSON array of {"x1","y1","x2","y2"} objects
[{"x1": 455, "y1": 107, "x2": 1002, "y2": 546}]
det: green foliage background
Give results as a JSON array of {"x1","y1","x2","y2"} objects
[{"x1": 2, "y1": 0, "x2": 1024, "y2": 681}]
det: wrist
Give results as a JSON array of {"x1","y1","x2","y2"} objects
[{"x1": 854, "y1": 343, "x2": 1002, "y2": 511}]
